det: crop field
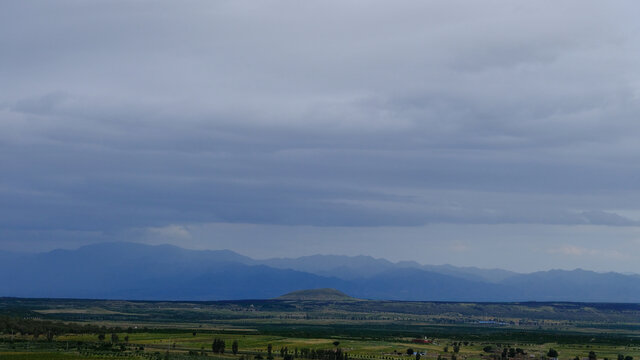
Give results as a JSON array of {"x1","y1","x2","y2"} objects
[{"x1": 3, "y1": 298, "x2": 640, "y2": 360}]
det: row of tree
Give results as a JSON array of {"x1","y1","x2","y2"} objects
[
  {"x1": 574, "y1": 352, "x2": 635, "y2": 360},
  {"x1": 0, "y1": 316, "x2": 122, "y2": 341},
  {"x1": 97, "y1": 333, "x2": 130, "y2": 343},
  {"x1": 253, "y1": 345, "x2": 349, "y2": 360},
  {"x1": 297, "y1": 348, "x2": 349, "y2": 360},
  {"x1": 211, "y1": 338, "x2": 239, "y2": 355},
  {"x1": 483, "y1": 347, "x2": 634, "y2": 360}
]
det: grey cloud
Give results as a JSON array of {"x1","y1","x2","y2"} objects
[
  {"x1": 2, "y1": 1, "x2": 640, "y2": 251},
  {"x1": 579, "y1": 211, "x2": 638, "y2": 227}
]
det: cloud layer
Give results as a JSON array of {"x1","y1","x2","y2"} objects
[{"x1": 2, "y1": 1, "x2": 640, "y2": 270}]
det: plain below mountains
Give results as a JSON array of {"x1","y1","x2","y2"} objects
[{"x1": 2, "y1": 242, "x2": 640, "y2": 302}]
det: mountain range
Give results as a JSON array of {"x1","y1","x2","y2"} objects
[{"x1": 1, "y1": 242, "x2": 639, "y2": 302}]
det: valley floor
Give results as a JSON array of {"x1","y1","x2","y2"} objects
[{"x1": 2, "y1": 298, "x2": 640, "y2": 360}]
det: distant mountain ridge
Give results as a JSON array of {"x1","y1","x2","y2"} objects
[
  {"x1": 259, "y1": 254, "x2": 516, "y2": 282},
  {"x1": 2, "y1": 242, "x2": 640, "y2": 302}
]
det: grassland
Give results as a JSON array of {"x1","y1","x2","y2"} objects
[{"x1": 3, "y1": 297, "x2": 640, "y2": 360}]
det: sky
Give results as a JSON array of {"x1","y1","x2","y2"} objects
[{"x1": 2, "y1": 1, "x2": 640, "y2": 273}]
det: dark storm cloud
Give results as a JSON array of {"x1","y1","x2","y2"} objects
[{"x1": 2, "y1": 0, "x2": 640, "y2": 249}]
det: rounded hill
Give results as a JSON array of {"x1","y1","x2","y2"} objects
[{"x1": 276, "y1": 288, "x2": 356, "y2": 301}]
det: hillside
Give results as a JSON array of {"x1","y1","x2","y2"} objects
[
  {"x1": 277, "y1": 288, "x2": 356, "y2": 301},
  {"x1": 3, "y1": 242, "x2": 640, "y2": 302}
]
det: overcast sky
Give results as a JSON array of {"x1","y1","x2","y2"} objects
[{"x1": 2, "y1": 1, "x2": 640, "y2": 272}]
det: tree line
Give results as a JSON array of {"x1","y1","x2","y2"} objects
[
  {"x1": 209, "y1": 339, "x2": 349, "y2": 360},
  {"x1": 0, "y1": 316, "x2": 122, "y2": 341}
]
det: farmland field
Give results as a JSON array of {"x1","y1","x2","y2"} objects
[{"x1": 3, "y1": 296, "x2": 640, "y2": 360}]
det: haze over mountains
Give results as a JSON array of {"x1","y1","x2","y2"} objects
[{"x1": 2, "y1": 242, "x2": 639, "y2": 302}]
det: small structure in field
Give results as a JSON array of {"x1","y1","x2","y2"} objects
[{"x1": 411, "y1": 337, "x2": 433, "y2": 344}]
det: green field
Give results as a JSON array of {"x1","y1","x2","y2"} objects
[{"x1": 3, "y1": 297, "x2": 640, "y2": 360}]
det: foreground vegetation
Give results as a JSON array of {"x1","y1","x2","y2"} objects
[{"x1": 3, "y1": 297, "x2": 640, "y2": 360}]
